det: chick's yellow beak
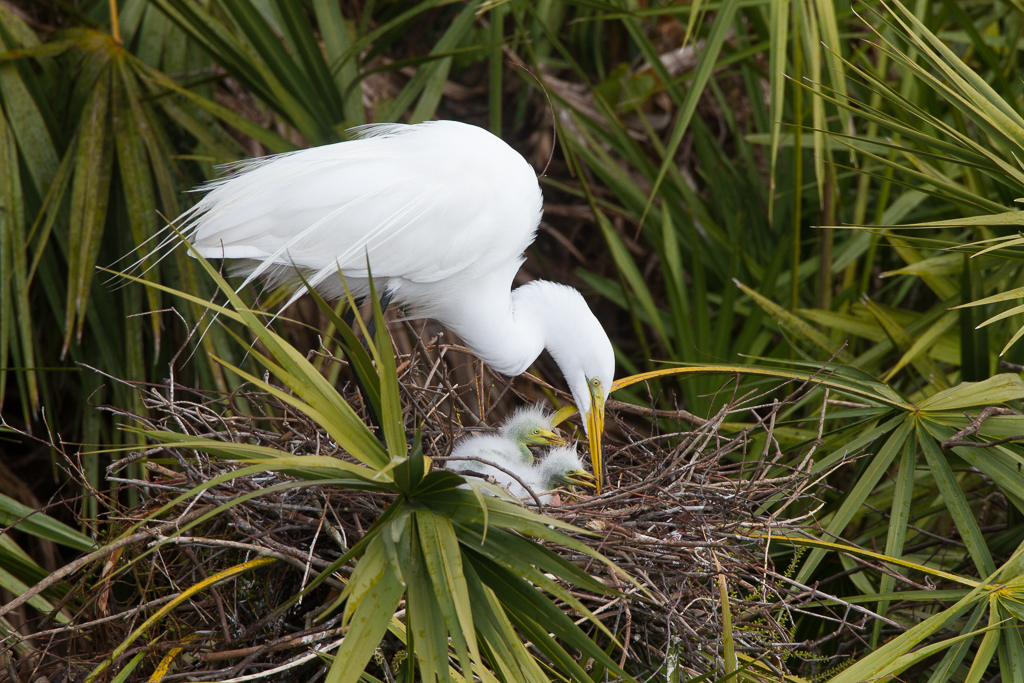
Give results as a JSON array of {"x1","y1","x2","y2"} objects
[
  {"x1": 566, "y1": 470, "x2": 598, "y2": 489},
  {"x1": 534, "y1": 429, "x2": 567, "y2": 446},
  {"x1": 586, "y1": 380, "x2": 605, "y2": 491}
]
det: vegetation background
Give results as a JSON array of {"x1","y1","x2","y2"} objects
[{"x1": 2, "y1": 0, "x2": 1024, "y2": 680}]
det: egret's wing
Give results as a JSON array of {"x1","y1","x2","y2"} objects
[{"x1": 183, "y1": 122, "x2": 541, "y2": 296}]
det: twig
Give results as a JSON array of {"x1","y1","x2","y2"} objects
[
  {"x1": 198, "y1": 626, "x2": 345, "y2": 662},
  {"x1": 941, "y1": 406, "x2": 1018, "y2": 449},
  {"x1": 435, "y1": 456, "x2": 545, "y2": 509},
  {"x1": 0, "y1": 507, "x2": 214, "y2": 621},
  {"x1": 944, "y1": 435, "x2": 1024, "y2": 449}
]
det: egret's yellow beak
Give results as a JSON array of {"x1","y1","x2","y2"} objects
[{"x1": 586, "y1": 379, "x2": 605, "y2": 491}]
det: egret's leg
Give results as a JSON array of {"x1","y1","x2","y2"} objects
[
  {"x1": 356, "y1": 288, "x2": 395, "y2": 446},
  {"x1": 341, "y1": 296, "x2": 365, "y2": 328},
  {"x1": 365, "y1": 288, "x2": 395, "y2": 343}
]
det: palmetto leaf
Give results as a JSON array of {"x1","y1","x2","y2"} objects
[
  {"x1": 794, "y1": 417, "x2": 915, "y2": 584},
  {"x1": 824, "y1": 544, "x2": 1024, "y2": 683},
  {"x1": 64, "y1": 59, "x2": 113, "y2": 353},
  {"x1": 0, "y1": 492, "x2": 96, "y2": 552},
  {"x1": 916, "y1": 374, "x2": 1024, "y2": 411},
  {"x1": 106, "y1": 252, "x2": 635, "y2": 683},
  {"x1": 0, "y1": 91, "x2": 37, "y2": 415}
]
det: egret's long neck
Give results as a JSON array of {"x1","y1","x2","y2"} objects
[{"x1": 424, "y1": 267, "x2": 547, "y2": 376}]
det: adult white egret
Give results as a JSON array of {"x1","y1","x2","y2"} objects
[
  {"x1": 500, "y1": 405, "x2": 565, "y2": 464},
  {"x1": 176, "y1": 120, "x2": 614, "y2": 486}
]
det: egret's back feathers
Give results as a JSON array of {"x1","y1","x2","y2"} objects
[{"x1": 189, "y1": 121, "x2": 540, "y2": 289}]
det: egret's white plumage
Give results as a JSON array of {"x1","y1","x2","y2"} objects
[
  {"x1": 449, "y1": 434, "x2": 528, "y2": 491},
  {"x1": 172, "y1": 120, "x2": 614, "y2": 486},
  {"x1": 499, "y1": 405, "x2": 564, "y2": 464},
  {"x1": 189, "y1": 122, "x2": 540, "y2": 311}
]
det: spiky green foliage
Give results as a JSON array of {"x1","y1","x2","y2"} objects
[
  {"x1": 90, "y1": 251, "x2": 635, "y2": 683},
  {"x1": 4, "y1": 0, "x2": 1024, "y2": 680},
  {"x1": 0, "y1": 492, "x2": 95, "y2": 655}
]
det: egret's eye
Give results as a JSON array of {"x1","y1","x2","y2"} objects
[
  {"x1": 533, "y1": 429, "x2": 541, "y2": 435},
  {"x1": 589, "y1": 377, "x2": 601, "y2": 388}
]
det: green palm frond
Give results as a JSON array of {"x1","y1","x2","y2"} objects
[{"x1": 96, "y1": 250, "x2": 636, "y2": 683}]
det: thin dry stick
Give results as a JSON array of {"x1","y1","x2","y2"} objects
[
  {"x1": 0, "y1": 507, "x2": 214, "y2": 621},
  {"x1": 435, "y1": 455, "x2": 545, "y2": 508}
]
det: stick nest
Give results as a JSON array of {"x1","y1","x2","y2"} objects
[{"x1": 8, "y1": 335, "x2": 852, "y2": 683}]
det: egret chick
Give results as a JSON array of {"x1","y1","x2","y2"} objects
[
  {"x1": 500, "y1": 405, "x2": 565, "y2": 464},
  {"x1": 524, "y1": 446, "x2": 596, "y2": 504},
  {"x1": 449, "y1": 434, "x2": 532, "y2": 494},
  {"x1": 450, "y1": 437, "x2": 594, "y2": 506}
]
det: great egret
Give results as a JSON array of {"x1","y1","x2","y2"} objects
[
  {"x1": 176, "y1": 120, "x2": 614, "y2": 486},
  {"x1": 500, "y1": 405, "x2": 565, "y2": 464}
]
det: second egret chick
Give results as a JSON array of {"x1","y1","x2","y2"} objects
[
  {"x1": 522, "y1": 446, "x2": 596, "y2": 504},
  {"x1": 500, "y1": 405, "x2": 566, "y2": 464}
]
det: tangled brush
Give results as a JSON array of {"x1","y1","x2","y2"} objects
[{"x1": 2, "y1": 331, "x2": 859, "y2": 683}]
